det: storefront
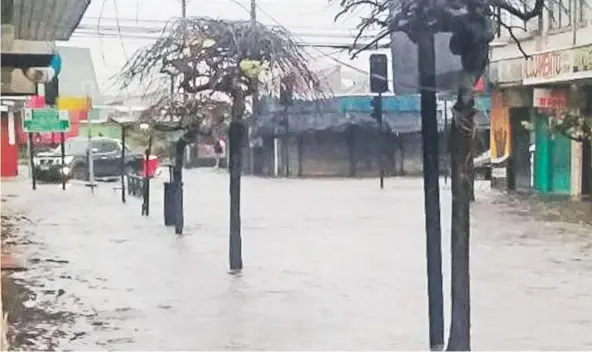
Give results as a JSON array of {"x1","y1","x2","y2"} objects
[
  {"x1": 1, "y1": 0, "x2": 91, "y2": 177},
  {"x1": 488, "y1": 88, "x2": 531, "y2": 191},
  {"x1": 489, "y1": 44, "x2": 592, "y2": 196}
]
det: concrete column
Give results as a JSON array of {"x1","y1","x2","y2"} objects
[
  {"x1": 7, "y1": 109, "x2": 15, "y2": 145},
  {"x1": 571, "y1": 140, "x2": 583, "y2": 197}
]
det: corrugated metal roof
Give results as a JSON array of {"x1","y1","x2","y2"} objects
[
  {"x1": 256, "y1": 95, "x2": 491, "y2": 136},
  {"x1": 11, "y1": 0, "x2": 90, "y2": 41}
]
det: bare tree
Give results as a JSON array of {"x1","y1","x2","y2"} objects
[
  {"x1": 117, "y1": 17, "x2": 321, "y2": 270},
  {"x1": 335, "y1": 0, "x2": 543, "y2": 349}
]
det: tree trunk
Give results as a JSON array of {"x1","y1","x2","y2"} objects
[
  {"x1": 174, "y1": 139, "x2": 186, "y2": 235},
  {"x1": 229, "y1": 95, "x2": 246, "y2": 271},
  {"x1": 469, "y1": 156, "x2": 475, "y2": 202},
  {"x1": 446, "y1": 103, "x2": 473, "y2": 351}
]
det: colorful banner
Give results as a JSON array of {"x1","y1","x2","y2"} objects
[{"x1": 490, "y1": 107, "x2": 510, "y2": 160}]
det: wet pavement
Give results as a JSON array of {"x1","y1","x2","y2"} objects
[{"x1": 2, "y1": 169, "x2": 592, "y2": 350}]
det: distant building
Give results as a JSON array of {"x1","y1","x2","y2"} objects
[{"x1": 253, "y1": 94, "x2": 490, "y2": 178}]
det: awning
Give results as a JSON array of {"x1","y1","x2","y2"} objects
[{"x1": 4, "y1": 0, "x2": 90, "y2": 41}]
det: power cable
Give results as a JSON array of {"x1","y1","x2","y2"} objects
[
  {"x1": 248, "y1": 1, "x2": 454, "y2": 94},
  {"x1": 97, "y1": 0, "x2": 109, "y2": 67},
  {"x1": 240, "y1": 0, "x2": 393, "y2": 81},
  {"x1": 72, "y1": 29, "x2": 378, "y2": 50},
  {"x1": 112, "y1": 0, "x2": 129, "y2": 61}
]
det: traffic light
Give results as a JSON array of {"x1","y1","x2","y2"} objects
[
  {"x1": 369, "y1": 54, "x2": 388, "y2": 93},
  {"x1": 44, "y1": 76, "x2": 59, "y2": 106},
  {"x1": 370, "y1": 95, "x2": 382, "y2": 122}
]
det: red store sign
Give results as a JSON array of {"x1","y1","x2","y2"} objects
[{"x1": 533, "y1": 88, "x2": 567, "y2": 109}]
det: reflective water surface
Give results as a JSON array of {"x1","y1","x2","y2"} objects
[{"x1": 3, "y1": 170, "x2": 592, "y2": 350}]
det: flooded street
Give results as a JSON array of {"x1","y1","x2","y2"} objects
[{"x1": 2, "y1": 169, "x2": 592, "y2": 350}]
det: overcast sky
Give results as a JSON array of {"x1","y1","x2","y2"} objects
[{"x1": 60, "y1": 0, "x2": 389, "y2": 96}]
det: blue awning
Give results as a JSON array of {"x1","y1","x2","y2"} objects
[{"x1": 256, "y1": 95, "x2": 490, "y2": 136}]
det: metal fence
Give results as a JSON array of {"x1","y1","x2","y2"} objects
[{"x1": 253, "y1": 127, "x2": 489, "y2": 178}]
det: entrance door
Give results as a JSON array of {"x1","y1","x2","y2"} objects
[
  {"x1": 582, "y1": 140, "x2": 591, "y2": 196},
  {"x1": 549, "y1": 132, "x2": 571, "y2": 194},
  {"x1": 534, "y1": 114, "x2": 550, "y2": 192},
  {"x1": 510, "y1": 108, "x2": 532, "y2": 191}
]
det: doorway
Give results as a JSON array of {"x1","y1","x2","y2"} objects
[
  {"x1": 509, "y1": 107, "x2": 532, "y2": 191},
  {"x1": 533, "y1": 112, "x2": 571, "y2": 194},
  {"x1": 582, "y1": 140, "x2": 591, "y2": 196}
]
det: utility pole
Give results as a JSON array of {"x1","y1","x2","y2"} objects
[
  {"x1": 369, "y1": 53, "x2": 388, "y2": 189},
  {"x1": 248, "y1": 0, "x2": 257, "y2": 175},
  {"x1": 181, "y1": 0, "x2": 186, "y2": 18},
  {"x1": 417, "y1": 29, "x2": 445, "y2": 351}
]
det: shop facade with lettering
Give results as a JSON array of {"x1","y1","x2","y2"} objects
[
  {"x1": 490, "y1": 44, "x2": 592, "y2": 87},
  {"x1": 489, "y1": 44, "x2": 592, "y2": 196}
]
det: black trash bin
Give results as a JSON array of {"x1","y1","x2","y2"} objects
[{"x1": 163, "y1": 182, "x2": 177, "y2": 226}]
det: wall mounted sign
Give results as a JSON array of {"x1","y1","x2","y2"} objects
[
  {"x1": 573, "y1": 46, "x2": 592, "y2": 73},
  {"x1": 533, "y1": 88, "x2": 567, "y2": 109},
  {"x1": 524, "y1": 50, "x2": 572, "y2": 80},
  {"x1": 491, "y1": 44, "x2": 592, "y2": 86},
  {"x1": 493, "y1": 58, "x2": 524, "y2": 84}
]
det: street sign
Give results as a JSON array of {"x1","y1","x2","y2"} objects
[{"x1": 22, "y1": 108, "x2": 70, "y2": 133}]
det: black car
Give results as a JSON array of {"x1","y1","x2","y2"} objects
[{"x1": 33, "y1": 136, "x2": 144, "y2": 182}]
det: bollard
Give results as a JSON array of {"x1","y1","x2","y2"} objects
[
  {"x1": 163, "y1": 182, "x2": 177, "y2": 226},
  {"x1": 127, "y1": 175, "x2": 133, "y2": 195},
  {"x1": 174, "y1": 181, "x2": 184, "y2": 235}
]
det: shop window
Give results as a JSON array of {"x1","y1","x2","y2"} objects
[
  {"x1": 579, "y1": 0, "x2": 590, "y2": 22},
  {"x1": 494, "y1": 0, "x2": 542, "y2": 38},
  {"x1": 548, "y1": 0, "x2": 572, "y2": 29}
]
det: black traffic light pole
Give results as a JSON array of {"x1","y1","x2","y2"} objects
[
  {"x1": 60, "y1": 132, "x2": 66, "y2": 190},
  {"x1": 417, "y1": 31, "x2": 445, "y2": 351},
  {"x1": 369, "y1": 54, "x2": 388, "y2": 190},
  {"x1": 28, "y1": 133, "x2": 36, "y2": 190},
  {"x1": 371, "y1": 94, "x2": 384, "y2": 189}
]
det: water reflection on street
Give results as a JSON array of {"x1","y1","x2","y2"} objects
[{"x1": 3, "y1": 170, "x2": 592, "y2": 350}]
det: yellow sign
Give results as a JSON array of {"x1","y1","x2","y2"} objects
[
  {"x1": 490, "y1": 107, "x2": 510, "y2": 160},
  {"x1": 57, "y1": 97, "x2": 91, "y2": 111},
  {"x1": 573, "y1": 46, "x2": 592, "y2": 73}
]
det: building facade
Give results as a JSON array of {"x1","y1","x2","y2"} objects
[
  {"x1": 254, "y1": 95, "x2": 490, "y2": 178},
  {"x1": 489, "y1": 2, "x2": 592, "y2": 197}
]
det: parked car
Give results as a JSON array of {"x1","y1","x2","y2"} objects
[{"x1": 33, "y1": 136, "x2": 144, "y2": 182}]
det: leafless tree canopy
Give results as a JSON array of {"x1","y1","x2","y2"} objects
[
  {"x1": 335, "y1": 0, "x2": 544, "y2": 134},
  {"x1": 137, "y1": 94, "x2": 232, "y2": 134},
  {"x1": 335, "y1": 0, "x2": 544, "y2": 58},
  {"x1": 117, "y1": 17, "x2": 321, "y2": 101}
]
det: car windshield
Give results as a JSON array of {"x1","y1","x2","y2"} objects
[
  {"x1": 52, "y1": 139, "x2": 88, "y2": 155},
  {"x1": 93, "y1": 140, "x2": 120, "y2": 153},
  {"x1": 52, "y1": 138, "x2": 126, "y2": 155}
]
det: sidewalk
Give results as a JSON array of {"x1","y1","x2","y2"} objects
[{"x1": 1, "y1": 181, "x2": 169, "y2": 350}]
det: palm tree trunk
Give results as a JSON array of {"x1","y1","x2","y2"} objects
[{"x1": 446, "y1": 103, "x2": 473, "y2": 351}]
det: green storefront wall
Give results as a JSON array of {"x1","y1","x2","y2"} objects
[{"x1": 533, "y1": 112, "x2": 571, "y2": 194}]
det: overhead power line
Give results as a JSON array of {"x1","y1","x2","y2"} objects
[{"x1": 71, "y1": 30, "x2": 387, "y2": 50}]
